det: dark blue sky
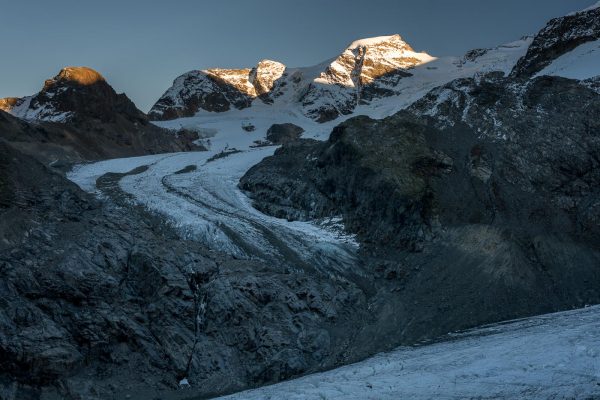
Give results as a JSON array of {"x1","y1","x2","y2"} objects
[{"x1": 0, "y1": 0, "x2": 594, "y2": 111}]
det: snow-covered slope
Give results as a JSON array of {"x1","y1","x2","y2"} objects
[
  {"x1": 536, "y1": 38, "x2": 600, "y2": 80},
  {"x1": 218, "y1": 305, "x2": 600, "y2": 400},
  {"x1": 0, "y1": 93, "x2": 72, "y2": 122}
]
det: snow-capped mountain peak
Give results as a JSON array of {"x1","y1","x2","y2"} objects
[
  {"x1": 0, "y1": 66, "x2": 105, "y2": 123},
  {"x1": 303, "y1": 34, "x2": 435, "y2": 121},
  {"x1": 314, "y1": 34, "x2": 434, "y2": 88},
  {"x1": 149, "y1": 34, "x2": 436, "y2": 122},
  {"x1": 148, "y1": 59, "x2": 290, "y2": 120}
]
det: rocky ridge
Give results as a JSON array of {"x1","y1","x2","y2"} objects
[
  {"x1": 511, "y1": 4, "x2": 600, "y2": 78},
  {"x1": 0, "y1": 67, "x2": 199, "y2": 165},
  {"x1": 149, "y1": 60, "x2": 288, "y2": 120}
]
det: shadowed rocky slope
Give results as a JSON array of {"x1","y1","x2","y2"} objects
[{"x1": 240, "y1": 74, "x2": 600, "y2": 357}]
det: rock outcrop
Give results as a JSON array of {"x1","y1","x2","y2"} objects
[{"x1": 266, "y1": 123, "x2": 305, "y2": 144}]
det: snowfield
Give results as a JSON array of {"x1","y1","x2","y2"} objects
[{"x1": 217, "y1": 305, "x2": 600, "y2": 400}]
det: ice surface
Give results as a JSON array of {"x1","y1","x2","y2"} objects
[{"x1": 217, "y1": 306, "x2": 600, "y2": 399}]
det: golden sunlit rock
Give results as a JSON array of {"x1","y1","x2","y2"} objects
[
  {"x1": 43, "y1": 66, "x2": 105, "y2": 90},
  {"x1": 0, "y1": 97, "x2": 21, "y2": 112}
]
